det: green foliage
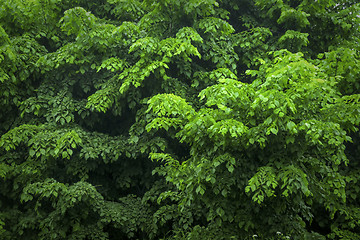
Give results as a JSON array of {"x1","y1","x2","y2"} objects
[
  {"x1": 146, "y1": 48, "x2": 359, "y2": 238},
  {"x1": 1, "y1": 0, "x2": 360, "y2": 239}
]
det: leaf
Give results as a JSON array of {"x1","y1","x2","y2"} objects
[
  {"x1": 29, "y1": 149, "x2": 36, "y2": 157},
  {"x1": 66, "y1": 115, "x2": 72, "y2": 123}
]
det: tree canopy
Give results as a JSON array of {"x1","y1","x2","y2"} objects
[{"x1": 0, "y1": 0, "x2": 360, "y2": 239}]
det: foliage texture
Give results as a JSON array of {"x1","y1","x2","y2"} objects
[{"x1": 0, "y1": 0, "x2": 360, "y2": 239}]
